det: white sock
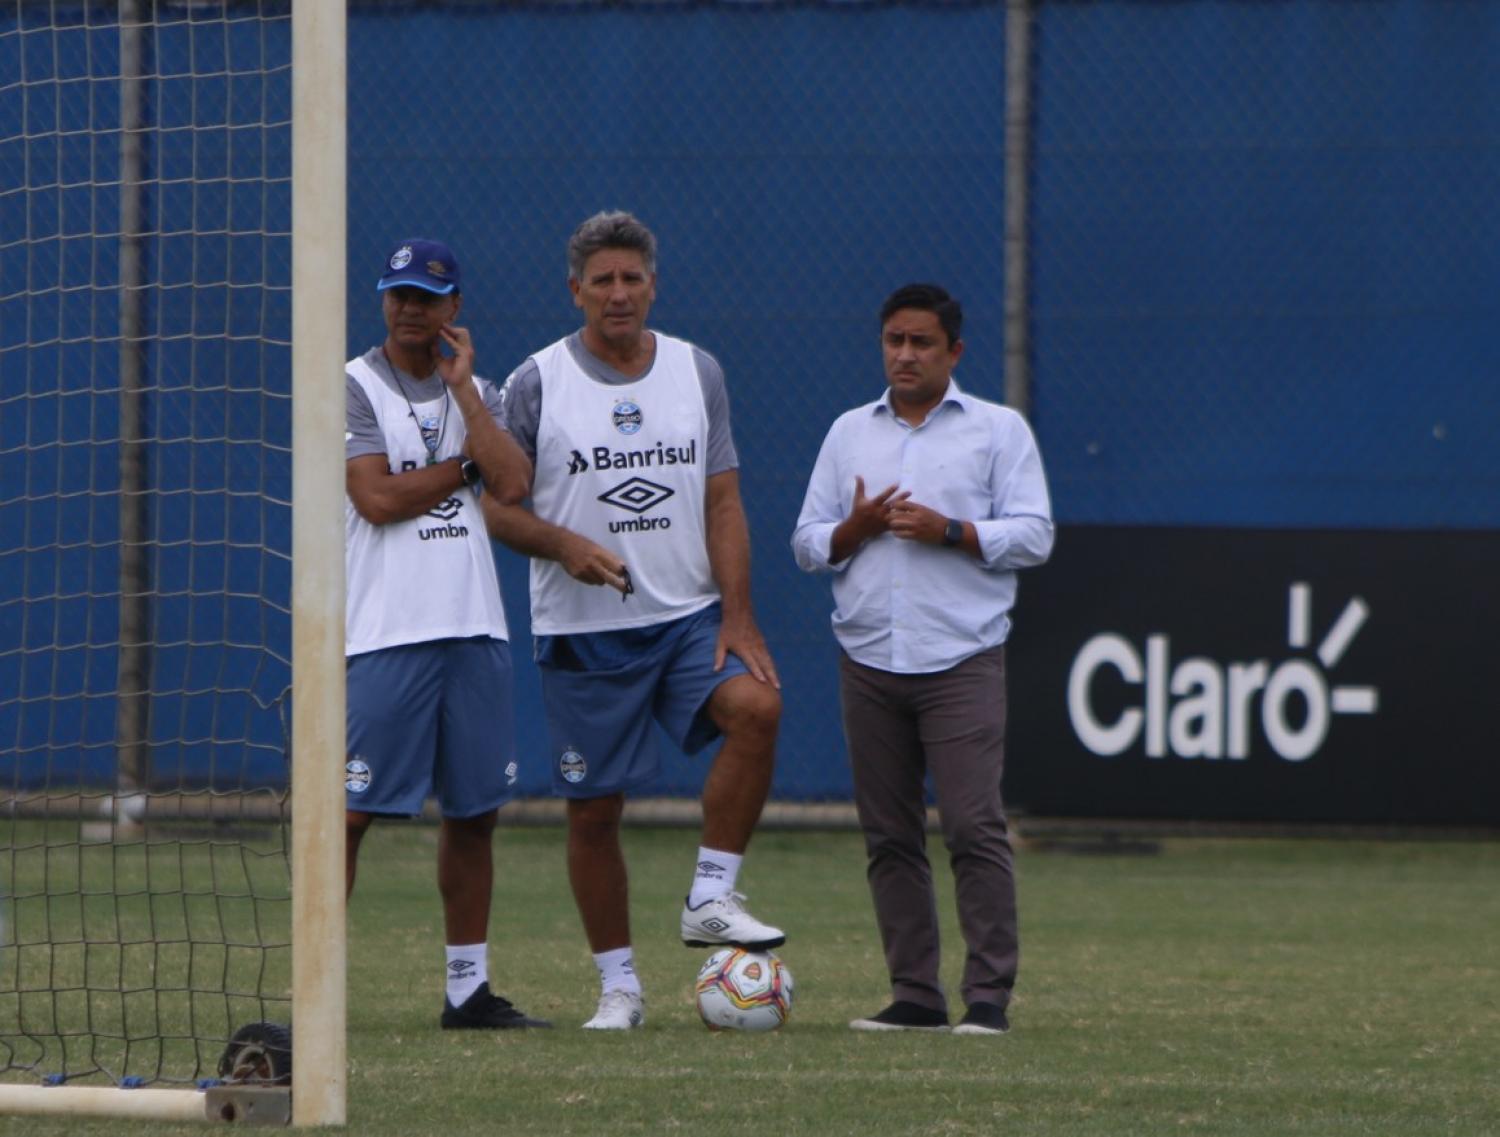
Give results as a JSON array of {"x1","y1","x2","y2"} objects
[
  {"x1": 688, "y1": 847, "x2": 742, "y2": 908},
  {"x1": 445, "y1": 943, "x2": 487, "y2": 1006},
  {"x1": 593, "y1": 946, "x2": 642, "y2": 996}
]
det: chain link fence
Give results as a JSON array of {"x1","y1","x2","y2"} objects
[
  {"x1": 343, "y1": 1, "x2": 1011, "y2": 798},
  {"x1": 8, "y1": 1, "x2": 1494, "y2": 803},
  {"x1": 1031, "y1": 0, "x2": 1500, "y2": 527}
]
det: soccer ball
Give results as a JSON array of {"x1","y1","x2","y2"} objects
[{"x1": 694, "y1": 948, "x2": 793, "y2": 1032}]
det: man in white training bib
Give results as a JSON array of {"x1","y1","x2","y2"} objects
[
  {"x1": 488, "y1": 212, "x2": 784, "y2": 1031},
  {"x1": 344, "y1": 238, "x2": 547, "y2": 1030}
]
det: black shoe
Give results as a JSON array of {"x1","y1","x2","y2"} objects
[
  {"x1": 441, "y1": 983, "x2": 552, "y2": 1030},
  {"x1": 848, "y1": 1000, "x2": 950, "y2": 1032},
  {"x1": 953, "y1": 1001, "x2": 1010, "y2": 1035}
]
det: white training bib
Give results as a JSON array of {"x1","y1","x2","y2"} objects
[
  {"x1": 528, "y1": 333, "x2": 716, "y2": 634},
  {"x1": 344, "y1": 356, "x2": 508, "y2": 655}
]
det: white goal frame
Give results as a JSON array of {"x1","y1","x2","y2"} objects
[
  {"x1": 288, "y1": 0, "x2": 348, "y2": 1126},
  {"x1": 0, "y1": 0, "x2": 347, "y2": 1126}
]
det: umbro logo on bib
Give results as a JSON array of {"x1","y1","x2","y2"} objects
[
  {"x1": 598, "y1": 478, "x2": 674, "y2": 515},
  {"x1": 419, "y1": 497, "x2": 469, "y2": 542},
  {"x1": 599, "y1": 478, "x2": 675, "y2": 534}
]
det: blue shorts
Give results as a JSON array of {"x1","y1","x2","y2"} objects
[
  {"x1": 535, "y1": 603, "x2": 749, "y2": 798},
  {"x1": 345, "y1": 637, "x2": 518, "y2": 818}
]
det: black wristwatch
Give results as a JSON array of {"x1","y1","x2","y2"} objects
[
  {"x1": 942, "y1": 518, "x2": 964, "y2": 547},
  {"x1": 457, "y1": 457, "x2": 481, "y2": 489}
]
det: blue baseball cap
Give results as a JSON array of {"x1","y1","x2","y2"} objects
[{"x1": 377, "y1": 238, "x2": 460, "y2": 295}]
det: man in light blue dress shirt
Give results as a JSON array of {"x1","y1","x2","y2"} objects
[{"x1": 792, "y1": 283, "x2": 1053, "y2": 1035}]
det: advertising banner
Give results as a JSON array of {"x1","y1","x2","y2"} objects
[{"x1": 1006, "y1": 527, "x2": 1499, "y2": 826}]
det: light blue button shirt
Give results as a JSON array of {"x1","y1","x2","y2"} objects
[{"x1": 791, "y1": 379, "x2": 1054, "y2": 674}]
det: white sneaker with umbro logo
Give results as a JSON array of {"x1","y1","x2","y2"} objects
[
  {"x1": 680, "y1": 891, "x2": 786, "y2": 950},
  {"x1": 582, "y1": 989, "x2": 645, "y2": 1030}
]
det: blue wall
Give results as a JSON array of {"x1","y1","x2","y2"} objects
[
  {"x1": 5, "y1": 1, "x2": 1497, "y2": 801},
  {"x1": 343, "y1": 2, "x2": 1010, "y2": 798},
  {"x1": 1030, "y1": 0, "x2": 1500, "y2": 527}
]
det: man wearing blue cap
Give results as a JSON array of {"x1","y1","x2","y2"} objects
[{"x1": 343, "y1": 238, "x2": 546, "y2": 1029}]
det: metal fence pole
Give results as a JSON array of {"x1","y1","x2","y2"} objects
[
  {"x1": 1004, "y1": 0, "x2": 1035, "y2": 418},
  {"x1": 116, "y1": 0, "x2": 148, "y2": 808}
]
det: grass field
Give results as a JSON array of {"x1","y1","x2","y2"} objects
[{"x1": 4, "y1": 823, "x2": 1499, "y2": 1135}]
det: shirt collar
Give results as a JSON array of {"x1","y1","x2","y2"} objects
[{"x1": 872, "y1": 376, "x2": 969, "y2": 418}]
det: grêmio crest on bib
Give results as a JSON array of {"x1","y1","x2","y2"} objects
[{"x1": 612, "y1": 399, "x2": 643, "y2": 435}]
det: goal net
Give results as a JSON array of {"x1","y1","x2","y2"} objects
[{"x1": 1, "y1": 1, "x2": 339, "y2": 1121}]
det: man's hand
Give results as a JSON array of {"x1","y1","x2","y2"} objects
[
  {"x1": 557, "y1": 532, "x2": 631, "y2": 594},
  {"x1": 850, "y1": 476, "x2": 909, "y2": 539},
  {"x1": 887, "y1": 497, "x2": 947, "y2": 544},
  {"x1": 829, "y1": 476, "x2": 910, "y2": 563},
  {"x1": 436, "y1": 323, "x2": 475, "y2": 390},
  {"x1": 716, "y1": 614, "x2": 781, "y2": 689}
]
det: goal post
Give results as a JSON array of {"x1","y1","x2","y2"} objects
[
  {"x1": 1, "y1": 0, "x2": 346, "y2": 1125},
  {"x1": 289, "y1": 0, "x2": 348, "y2": 1125}
]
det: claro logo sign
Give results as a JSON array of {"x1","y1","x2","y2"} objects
[{"x1": 1066, "y1": 583, "x2": 1378, "y2": 762}]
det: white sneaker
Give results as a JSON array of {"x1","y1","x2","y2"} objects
[
  {"x1": 582, "y1": 989, "x2": 645, "y2": 1031},
  {"x1": 680, "y1": 891, "x2": 786, "y2": 949}
]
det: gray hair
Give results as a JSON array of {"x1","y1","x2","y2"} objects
[{"x1": 566, "y1": 210, "x2": 657, "y2": 280}]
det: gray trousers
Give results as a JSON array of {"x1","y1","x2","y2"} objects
[{"x1": 839, "y1": 646, "x2": 1018, "y2": 1014}]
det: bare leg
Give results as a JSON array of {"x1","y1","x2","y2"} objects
[
  {"x1": 346, "y1": 810, "x2": 375, "y2": 898},
  {"x1": 437, "y1": 809, "x2": 497, "y2": 945},
  {"x1": 567, "y1": 794, "x2": 630, "y2": 952},
  {"x1": 701, "y1": 674, "x2": 781, "y2": 852}
]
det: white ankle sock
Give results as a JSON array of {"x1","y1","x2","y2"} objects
[
  {"x1": 688, "y1": 847, "x2": 742, "y2": 908},
  {"x1": 592, "y1": 946, "x2": 642, "y2": 996},
  {"x1": 445, "y1": 943, "x2": 487, "y2": 1006}
]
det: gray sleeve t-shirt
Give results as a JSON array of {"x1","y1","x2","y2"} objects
[{"x1": 345, "y1": 345, "x2": 508, "y2": 460}]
